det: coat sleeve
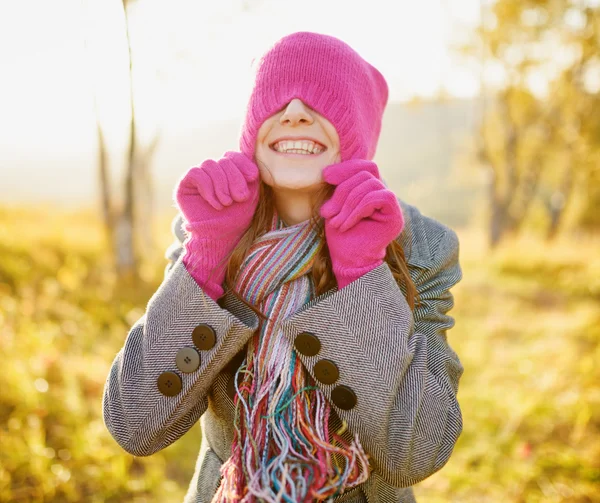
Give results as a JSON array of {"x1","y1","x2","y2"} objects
[
  {"x1": 280, "y1": 227, "x2": 464, "y2": 488},
  {"x1": 101, "y1": 213, "x2": 259, "y2": 457}
]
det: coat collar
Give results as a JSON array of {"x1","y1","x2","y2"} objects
[
  {"x1": 219, "y1": 198, "x2": 432, "y2": 321},
  {"x1": 396, "y1": 198, "x2": 432, "y2": 270}
]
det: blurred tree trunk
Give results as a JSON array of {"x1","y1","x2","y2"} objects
[
  {"x1": 469, "y1": 0, "x2": 599, "y2": 246},
  {"x1": 118, "y1": 0, "x2": 139, "y2": 280},
  {"x1": 546, "y1": 166, "x2": 573, "y2": 240},
  {"x1": 477, "y1": 89, "x2": 557, "y2": 247},
  {"x1": 93, "y1": 0, "x2": 160, "y2": 281},
  {"x1": 95, "y1": 103, "x2": 114, "y2": 248}
]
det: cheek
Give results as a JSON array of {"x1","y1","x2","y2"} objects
[
  {"x1": 254, "y1": 137, "x2": 265, "y2": 159},
  {"x1": 255, "y1": 119, "x2": 275, "y2": 146},
  {"x1": 253, "y1": 134, "x2": 271, "y2": 166},
  {"x1": 324, "y1": 149, "x2": 341, "y2": 166},
  {"x1": 254, "y1": 149, "x2": 267, "y2": 171}
]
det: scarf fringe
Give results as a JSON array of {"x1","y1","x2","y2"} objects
[{"x1": 212, "y1": 212, "x2": 370, "y2": 503}]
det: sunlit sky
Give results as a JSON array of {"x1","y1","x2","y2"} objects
[
  {"x1": 0, "y1": 0, "x2": 485, "y2": 205},
  {"x1": 0, "y1": 0, "x2": 481, "y2": 150}
]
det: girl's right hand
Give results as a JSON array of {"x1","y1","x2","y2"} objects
[
  {"x1": 175, "y1": 150, "x2": 260, "y2": 240},
  {"x1": 173, "y1": 151, "x2": 261, "y2": 300}
]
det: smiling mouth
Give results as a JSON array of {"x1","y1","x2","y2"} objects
[{"x1": 269, "y1": 139, "x2": 327, "y2": 156}]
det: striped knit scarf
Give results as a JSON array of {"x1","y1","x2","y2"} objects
[{"x1": 212, "y1": 209, "x2": 370, "y2": 503}]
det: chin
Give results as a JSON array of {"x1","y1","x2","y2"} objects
[
  {"x1": 265, "y1": 176, "x2": 322, "y2": 192},
  {"x1": 257, "y1": 159, "x2": 322, "y2": 190}
]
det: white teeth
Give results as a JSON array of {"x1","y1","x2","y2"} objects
[{"x1": 273, "y1": 139, "x2": 324, "y2": 154}]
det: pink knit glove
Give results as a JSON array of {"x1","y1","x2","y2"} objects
[
  {"x1": 174, "y1": 151, "x2": 260, "y2": 301},
  {"x1": 320, "y1": 159, "x2": 405, "y2": 289}
]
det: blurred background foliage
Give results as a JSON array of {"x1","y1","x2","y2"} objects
[
  {"x1": 0, "y1": 208, "x2": 199, "y2": 502},
  {"x1": 1, "y1": 207, "x2": 598, "y2": 502},
  {"x1": 1, "y1": 0, "x2": 599, "y2": 501},
  {"x1": 466, "y1": 0, "x2": 600, "y2": 245}
]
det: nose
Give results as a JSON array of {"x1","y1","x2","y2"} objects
[{"x1": 279, "y1": 99, "x2": 314, "y2": 126}]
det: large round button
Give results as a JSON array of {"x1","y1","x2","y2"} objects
[
  {"x1": 331, "y1": 385, "x2": 357, "y2": 410},
  {"x1": 157, "y1": 371, "x2": 182, "y2": 397},
  {"x1": 175, "y1": 347, "x2": 201, "y2": 373},
  {"x1": 314, "y1": 359, "x2": 339, "y2": 384},
  {"x1": 192, "y1": 324, "x2": 216, "y2": 350},
  {"x1": 294, "y1": 332, "x2": 321, "y2": 356}
]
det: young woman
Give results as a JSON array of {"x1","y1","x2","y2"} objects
[{"x1": 102, "y1": 31, "x2": 464, "y2": 503}]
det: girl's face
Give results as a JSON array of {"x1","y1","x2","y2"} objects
[{"x1": 254, "y1": 99, "x2": 341, "y2": 193}]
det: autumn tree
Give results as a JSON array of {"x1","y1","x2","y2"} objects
[
  {"x1": 86, "y1": 0, "x2": 159, "y2": 280},
  {"x1": 467, "y1": 0, "x2": 599, "y2": 245}
]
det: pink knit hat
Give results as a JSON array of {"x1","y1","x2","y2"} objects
[{"x1": 239, "y1": 31, "x2": 389, "y2": 162}]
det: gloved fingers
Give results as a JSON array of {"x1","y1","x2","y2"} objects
[
  {"x1": 366, "y1": 192, "x2": 400, "y2": 224},
  {"x1": 205, "y1": 160, "x2": 234, "y2": 208},
  {"x1": 176, "y1": 166, "x2": 205, "y2": 196},
  {"x1": 223, "y1": 151, "x2": 260, "y2": 183},
  {"x1": 375, "y1": 191, "x2": 405, "y2": 235},
  {"x1": 330, "y1": 176, "x2": 384, "y2": 230},
  {"x1": 190, "y1": 161, "x2": 226, "y2": 210},
  {"x1": 219, "y1": 157, "x2": 251, "y2": 202},
  {"x1": 339, "y1": 188, "x2": 392, "y2": 233},
  {"x1": 176, "y1": 165, "x2": 222, "y2": 211},
  {"x1": 322, "y1": 159, "x2": 380, "y2": 186},
  {"x1": 320, "y1": 171, "x2": 373, "y2": 220}
]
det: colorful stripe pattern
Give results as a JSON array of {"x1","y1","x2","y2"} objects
[{"x1": 212, "y1": 210, "x2": 370, "y2": 502}]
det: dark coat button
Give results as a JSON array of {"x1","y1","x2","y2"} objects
[
  {"x1": 175, "y1": 347, "x2": 201, "y2": 373},
  {"x1": 314, "y1": 359, "x2": 339, "y2": 384},
  {"x1": 157, "y1": 371, "x2": 182, "y2": 396},
  {"x1": 331, "y1": 385, "x2": 357, "y2": 410},
  {"x1": 294, "y1": 332, "x2": 321, "y2": 356},
  {"x1": 192, "y1": 324, "x2": 216, "y2": 350}
]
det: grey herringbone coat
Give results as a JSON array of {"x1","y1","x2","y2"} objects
[{"x1": 102, "y1": 198, "x2": 464, "y2": 503}]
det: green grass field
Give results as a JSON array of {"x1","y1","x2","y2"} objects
[{"x1": 0, "y1": 205, "x2": 598, "y2": 502}]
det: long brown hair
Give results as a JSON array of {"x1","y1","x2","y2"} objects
[{"x1": 207, "y1": 176, "x2": 417, "y2": 322}]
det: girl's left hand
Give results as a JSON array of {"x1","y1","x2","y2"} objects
[{"x1": 320, "y1": 159, "x2": 405, "y2": 289}]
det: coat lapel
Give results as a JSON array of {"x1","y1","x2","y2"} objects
[{"x1": 221, "y1": 197, "x2": 433, "y2": 320}]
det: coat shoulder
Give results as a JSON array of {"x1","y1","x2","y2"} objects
[{"x1": 396, "y1": 198, "x2": 459, "y2": 269}]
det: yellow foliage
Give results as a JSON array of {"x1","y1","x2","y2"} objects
[{"x1": 0, "y1": 207, "x2": 598, "y2": 502}]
